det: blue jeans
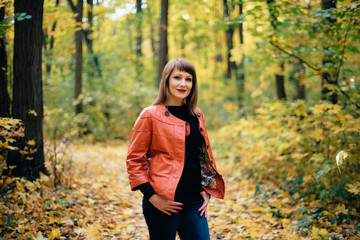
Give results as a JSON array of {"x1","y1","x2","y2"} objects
[{"x1": 142, "y1": 193, "x2": 210, "y2": 240}]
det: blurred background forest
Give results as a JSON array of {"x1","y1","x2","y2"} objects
[{"x1": 1, "y1": 0, "x2": 360, "y2": 238}]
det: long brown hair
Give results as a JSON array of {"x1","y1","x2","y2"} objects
[{"x1": 153, "y1": 58, "x2": 198, "y2": 115}]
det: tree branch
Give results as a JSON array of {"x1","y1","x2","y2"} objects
[{"x1": 269, "y1": 40, "x2": 360, "y2": 109}]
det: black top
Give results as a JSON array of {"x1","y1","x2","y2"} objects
[{"x1": 138, "y1": 105, "x2": 204, "y2": 200}]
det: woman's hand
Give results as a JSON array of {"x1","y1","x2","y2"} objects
[
  {"x1": 199, "y1": 191, "x2": 210, "y2": 219},
  {"x1": 149, "y1": 194, "x2": 183, "y2": 216}
]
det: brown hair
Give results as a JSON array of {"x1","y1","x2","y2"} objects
[{"x1": 153, "y1": 58, "x2": 198, "y2": 115}]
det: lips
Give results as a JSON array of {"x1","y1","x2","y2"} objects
[{"x1": 177, "y1": 89, "x2": 186, "y2": 93}]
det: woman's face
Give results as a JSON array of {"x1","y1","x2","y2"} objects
[{"x1": 166, "y1": 68, "x2": 193, "y2": 106}]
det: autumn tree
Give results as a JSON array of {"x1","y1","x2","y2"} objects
[
  {"x1": 235, "y1": 1, "x2": 245, "y2": 107},
  {"x1": 321, "y1": 0, "x2": 337, "y2": 103},
  {"x1": 267, "y1": 0, "x2": 286, "y2": 100},
  {"x1": 158, "y1": 0, "x2": 168, "y2": 85},
  {"x1": 7, "y1": 0, "x2": 47, "y2": 179},
  {"x1": 43, "y1": 0, "x2": 59, "y2": 75},
  {"x1": 223, "y1": 0, "x2": 236, "y2": 78},
  {"x1": 135, "y1": 0, "x2": 143, "y2": 80},
  {"x1": 0, "y1": 4, "x2": 10, "y2": 117},
  {"x1": 75, "y1": 0, "x2": 83, "y2": 114}
]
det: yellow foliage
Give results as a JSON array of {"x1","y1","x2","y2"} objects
[
  {"x1": 311, "y1": 227, "x2": 328, "y2": 239},
  {"x1": 346, "y1": 182, "x2": 360, "y2": 195}
]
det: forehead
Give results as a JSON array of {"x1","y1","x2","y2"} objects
[{"x1": 171, "y1": 68, "x2": 192, "y2": 77}]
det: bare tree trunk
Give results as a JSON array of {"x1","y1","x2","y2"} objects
[
  {"x1": 158, "y1": 0, "x2": 168, "y2": 86},
  {"x1": 289, "y1": 60, "x2": 306, "y2": 99},
  {"x1": 75, "y1": 0, "x2": 83, "y2": 114},
  {"x1": 66, "y1": 0, "x2": 101, "y2": 78},
  {"x1": 136, "y1": 0, "x2": 143, "y2": 80},
  {"x1": 86, "y1": 0, "x2": 93, "y2": 49},
  {"x1": 235, "y1": 2, "x2": 245, "y2": 107},
  {"x1": 136, "y1": 0, "x2": 142, "y2": 57},
  {"x1": 43, "y1": 0, "x2": 59, "y2": 74},
  {"x1": 275, "y1": 63, "x2": 286, "y2": 99},
  {"x1": 150, "y1": 19, "x2": 156, "y2": 55},
  {"x1": 321, "y1": 0, "x2": 337, "y2": 103},
  {"x1": 267, "y1": 0, "x2": 286, "y2": 100},
  {"x1": 0, "y1": 6, "x2": 10, "y2": 117},
  {"x1": 8, "y1": 0, "x2": 47, "y2": 179},
  {"x1": 223, "y1": 0, "x2": 236, "y2": 78}
]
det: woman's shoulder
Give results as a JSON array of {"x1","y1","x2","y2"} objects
[
  {"x1": 139, "y1": 104, "x2": 165, "y2": 118},
  {"x1": 195, "y1": 107, "x2": 204, "y2": 118}
]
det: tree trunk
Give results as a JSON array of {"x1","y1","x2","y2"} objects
[
  {"x1": 75, "y1": 0, "x2": 83, "y2": 114},
  {"x1": 289, "y1": 60, "x2": 306, "y2": 99},
  {"x1": 86, "y1": 0, "x2": 93, "y2": 49},
  {"x1": 157, "y1": 0, "x2": 168, "y2": 86},
  {"x1": 136, "y1": 0, "x2": 143, "y2": 80},
  {"x1": 43, "y1": 0, "x2": 59, "y2": 74},
  {"x1": 150, "y1": 17, "x2": 156, "y2": 55},
  {"x1": 321, "y1": 0, "x2": 337, "y2": 103},
  {"x1": 223, "y1": 0, "x2": 236, "y2": 78},
  {"x1": 0, "y1": 6, "x2": 10, "y2": 117},
  {"x1": 66, "y1": 0, "x2": 101, "y2": 78},
  {"x1": 136, "y1": 0, "x2": 142, "y2": 57},
  {"x1": 275, "y1": 63, "x2": 286, "y2": 100},
  {"x1": 8, "y1": 0, "x2": 47, "y2": 179},
  {"x1": 267, "y1": 0, "x2": 286, "y2": 100},
  {"x1": 235, "y1": 2, "x2": 245, "y2": 107}
]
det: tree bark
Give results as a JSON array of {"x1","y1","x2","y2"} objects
[
  {"x1": 43, "y1": 0, "x2": 59, "y2": 74},
  {"x1": 86, "y1": 0, "x2": 93, "y2": 49},
  {"x1": 289, "y1": 60, "x2": 306, "y2": 99},
  {"x1": 223, "y1": 0, "x2": 236, "y2": 78},
  {"x1": 321, "y1": 0, "x2": 337, "y2": 103},
  {"x1": 235, "y1": 2, "x2": 245, "y2": 107},
  {"x1": 267, "y1": 0, "x2": 286, "y2": 100},
  {"x1": 275, "y1": 63, "x2": 286, "y2": 99},
  {"x1": 0, "y1": 6, "x2": 10, "y2": 117},
  {"x1": 66, "y1": 0, "x2": 101, "y2": 78},
  {"x1": 136, "y1": 0, "x2": 143, "y2": 80},
  {"x1": 8, "y1": 0, "x2": 47, "y2": 179},
  {"x1": 75, "y1": 0, "x2": 83, "y2": 114},
  {"x1": 136, "y1": 0, "x2": 142, "y2": 57},
  {"x1": 157, "y1": 0, "x2": 168, "y2": 86}
]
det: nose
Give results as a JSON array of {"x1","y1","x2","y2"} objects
[{"x1": 180, "y1": 78, "x2": 186, "y2": 86}]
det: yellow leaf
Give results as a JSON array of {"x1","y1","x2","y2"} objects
[
  {"x1": 313, "y1": 128, "x2": 325, "y2": 141},
  {"x1": 31, "y1": 232, "x2": 48, "y2": 240},
  {"x1": 335, "y1": 204, "x2": 348, "y2": 214},
  {"x1": 16, "y1": 181, "x2": 25, "y2": 192},
  {"x1": 311, "y1": 227, "x2": 328, "y2": 239},
  {"x1": 25, "y1": 181, "x2": 37, "y2": 192},
  {"x1": 346, "y1": 182, "x2": 360, "y2": 195},
  {"x1": 47, "y1": 228, "x2": 61, "y2": 239},
  {"x1": 27, "y1": 140, "x2": 36, "y2": 146}
]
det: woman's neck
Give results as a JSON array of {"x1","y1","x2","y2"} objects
[{"x1": 164, "y1": 99, "x2": 183, "y2": 106}]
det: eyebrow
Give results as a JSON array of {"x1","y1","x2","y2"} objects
[{"x1": 174, "y1": 72, "x2": 192, "y2": 78}]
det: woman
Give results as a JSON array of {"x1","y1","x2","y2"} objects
[{"x1": 126, "y1": 58, "x2": 225, "y2": 240}]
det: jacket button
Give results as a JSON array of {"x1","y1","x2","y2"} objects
[
  {"x1": 206, "y1": 144, "x2": 209, "y2": 149},
  {"x1": 200, "y1": 128, "x2": 203, "y2": 132},
  {"x1": 165, "y1": 111, "x2": 170, "y2": 116}
]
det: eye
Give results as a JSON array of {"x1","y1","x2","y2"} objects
[
  {"x1": 174, "y1": 76, "x2": 180, "y2": 79},
  {"x1": 186, "y1": 78, "x2": 192, "y2": 82}
]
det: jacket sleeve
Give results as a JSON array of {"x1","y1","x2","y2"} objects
[{"x1": 126, "y1": 108, "x2": 152, "y2": 190}]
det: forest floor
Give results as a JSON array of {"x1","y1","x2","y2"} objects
[{"x1": 1, "y1": 141, "x2": 358, "y2": 239}]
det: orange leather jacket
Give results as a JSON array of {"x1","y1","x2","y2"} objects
[{"x1": 126, "y1": 103, "x2": 225, "y2": 201}]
